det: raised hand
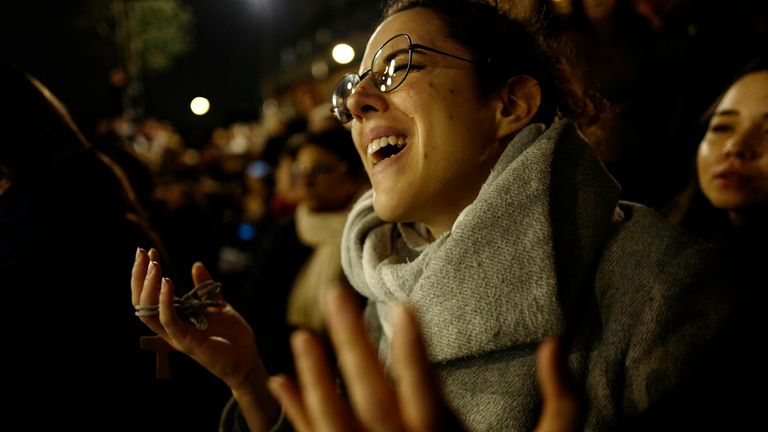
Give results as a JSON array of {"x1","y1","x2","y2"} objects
[
  {"x1": 131, "y1": 247, "x2": 279, "y2": 431},
  {"x1": 268, "y1": 286, "x2": 582, "y2": 432},
  {"x1": 267, "y1": 286, "x2": 467, "y2": 431}
]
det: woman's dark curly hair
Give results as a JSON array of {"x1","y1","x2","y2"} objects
[{"x1": 381, "y1": 0, "x2": 596, "y2": 127}]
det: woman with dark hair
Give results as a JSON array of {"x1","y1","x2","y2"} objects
[
  {"x1": 661, "y1": 53, "x2": 768, "y2": 432},
  {"x1": 238, "y1": 125, "x2": 370, "y2": 378},
  {"x1": 667, "y1": 55, "x2": 768, "y2": 240},
  {"x1": 131, "y1": 1, "x2": 740, "y2": 430},
  {"x1": 0, "y1": 64, "x2": 233, "y2": 430}
]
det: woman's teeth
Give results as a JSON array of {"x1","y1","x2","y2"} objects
[{"x1": 368, "y1": 136, "x2": 406, "y2": 164}]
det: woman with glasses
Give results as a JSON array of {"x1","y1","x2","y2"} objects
[
  {"x1": 236, "y1": 126, "x2": 370, "y2": 380},
  {"x1": 131, "y1": 1, "x2": 740, "y2": 431}
]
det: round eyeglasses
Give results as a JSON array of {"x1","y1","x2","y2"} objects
[
  {"x1": 330, "y1": 33, "x2": 478, "y2": 124},
  {"x1": 291, "y1": 161, "x2": 347, "y2": 179}
]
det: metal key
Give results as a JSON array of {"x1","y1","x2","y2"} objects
[{"x1": 135, "y1": 280, "x2": 224, "y2": 330}]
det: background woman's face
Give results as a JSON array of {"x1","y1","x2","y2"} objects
[
  {"x1": 346, "y1": 8, "x2": 501, "y2": 235},
  {"x1": 293, "y1": 144, "x2": 359, "y2": 212},
  {"x1": 697, "y1": 71, "x2": 768, "y2": 212}
]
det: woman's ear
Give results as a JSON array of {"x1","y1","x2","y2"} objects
[{"x1": 495, "y1": 75, "x2": 542, "y2": 140}]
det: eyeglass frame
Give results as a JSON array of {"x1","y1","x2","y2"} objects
[
  {"x1": 291, "y1": 161, "x2": 348, "y2": 179},
  {"x1": 330, "y1": 33, "x2": 479, "y2": 124}
]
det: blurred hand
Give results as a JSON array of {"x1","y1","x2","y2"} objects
[
  {"x1": 533, "y1": 336, "x2": 582, "y2": 432},
  {"x1": 268, "y1": 287, "x2": 583, "y2": 432},
  {"x1": 267, "y1": 286, "x2": 465, "y2": 431}
]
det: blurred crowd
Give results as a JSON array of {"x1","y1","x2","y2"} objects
[{"x1": 83, "y1": 0, "x2": 766, "y2": 284}]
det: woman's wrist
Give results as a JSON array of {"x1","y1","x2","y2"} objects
[{"x1": 230, "y1": 364, "x2": 281, "y2": 432}]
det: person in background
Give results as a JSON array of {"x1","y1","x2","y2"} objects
[
  {"x1": 666, "y1": 55, "x2": 768, "y2": 244},
  {"x1": 0, "y1": 63, "x2": 214, "y2": 430},
  {"x1": 285, "y1": 127, "x2": 370, "y2": 334},
  {"x1": 261, "y1": 117, "x2": 310, "y2": 226},
  {"x1": 663, "y1": 58, "x2": 767, "y2": 430},
  {"x1": 0, "y1": 62, "x2": 154, "y2": 425},
  {"x1": 268, "y1": 135, "x2": 304, "y2": 225},
  {"x1": 130, "y1": 1, "x2": 741, "y2": 430},
  {"x1": 237, "y1": 126, "x2": 370, "y2": 378}
]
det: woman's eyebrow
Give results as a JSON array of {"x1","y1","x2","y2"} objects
[
  {"x1": 712, "y1": 109, "x2": 739, "y2": 117},
  {"x1": 383, "y1": 47, "x2": 410, "y2": 63}
]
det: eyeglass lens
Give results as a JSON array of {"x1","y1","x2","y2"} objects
[
  {"x1": 372, "y1": 34, "x2": 412, "y2": 92},
  {"x1": 331, "y1": 74, "x2": 359, "y2": 124},
  {"x1": 331, "y1": 34, "x2": 412, "y2": 123}
]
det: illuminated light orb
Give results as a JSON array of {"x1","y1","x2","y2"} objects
[
  {"x1": 332, "y1": 43, "x2": 355, "y2": 64},
  {"x1": 190, "y1": 96, "x2": 210, "y2": 116}
]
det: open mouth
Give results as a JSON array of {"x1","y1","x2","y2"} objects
[{"x1": 367, "y1": 135, "x2": 406, "y2": 165}]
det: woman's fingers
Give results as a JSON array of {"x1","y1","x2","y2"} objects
[
  {"x1": 323, "y1": 287, "x2": 402, "y2": 430},
  {"x1": 157, "y1": 276, "x2": 189, "y2": 343},
  {"x1": 291, "y1": 329, "x2": 360, "y2": 432},
  {"x1": 147, "y1": 247, "x2": 159, "y2": 262},
  {"x1": 131, "y1": 247, "x2": 149, "y2": 306},
  {"x1": 267, "y1": 375, "x2": 312, "y2": 432},
  {"x1": 391, "y1": 304, "x2": 437, "y2": 419},
  {"x1": 140, "y1": 260, "x2": 162, "y2": 305},
  {"x1": 533, "y1": 336, "x2": 582, "y2": 432},
  {"x1": 133, "y1": 250, "x2": 181, "y2": 340},
  {"x1": 191, "y1": 261, "x2": 213, "y2": 286},
  {"x1": 391, "y1": 303, "x2": 461, "y2": 431},
  {"x1": 276, "y1": 293, "x2": 467, "y2": 432},
  {"x1": 135, "y1": 258, "x2": 172, "y2": 337},
  {"x1": 133, "y1": 247, "x2": 161, "y2": 307}
]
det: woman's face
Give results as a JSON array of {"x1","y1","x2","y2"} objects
[
  {"x1": 697, "y1": 71, "x2": 768, "y2": 216},
  {"x1": 274, "y1": 154, "x2": 303, "y2": 205},
  {"x1": 346, "y1": 8, "x2": 503, "y2": 236},
  {"x1": 293, "y1": 144, "x2": 359, "y2": 212}
]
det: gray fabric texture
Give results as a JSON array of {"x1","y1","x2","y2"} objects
[{"x1": 340, "y1": 120, "x2": 728, "y2": 431}]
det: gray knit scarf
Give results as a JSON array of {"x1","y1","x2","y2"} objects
[{"x1": 341, "y1": 121, "x2": 607, "y2": 364}]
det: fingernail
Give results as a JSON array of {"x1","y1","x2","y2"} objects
[
  {"x1": 136, "y1": 247, "x2": 144, "y2": 261},
  {"x1": 161, "y1": 277, "x2": 171, "y2": 293},
  {"x1": 266, "y1": 375, "x2": 288, "y2": 399},
  {"x1": 290, "y1": 330, "x2": 311, "y2": 355}
]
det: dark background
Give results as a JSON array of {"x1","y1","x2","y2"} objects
[
  {"x1": 3, "y1": 0, "x2": 380, "y2": 143},
  {"x1": 4, "y1": 0, "x2": 768, "y2": 213}
]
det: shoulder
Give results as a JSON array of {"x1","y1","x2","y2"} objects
[
  {"x1": 595, "y1": 200, "x2": 724, "y2": 317},
  {"x1": 609, "y1": 201, "x2": 714, "y2": 262}
]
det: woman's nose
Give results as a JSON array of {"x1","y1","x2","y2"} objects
[
  {"x1": 346, "y1": 74, "x2": 387, "y2": 122},
  {"x1": 723, "y1": 128, "x2": 761, "y2": 160}
]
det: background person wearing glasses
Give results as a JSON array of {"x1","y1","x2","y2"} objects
[
  {"x1": 234, "y1": 125, "x2": 370, "y2": 380},
  {"x1": 130, "y1": 1, "x2": 742, "y2": 431}
]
